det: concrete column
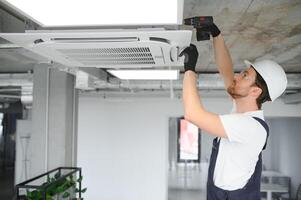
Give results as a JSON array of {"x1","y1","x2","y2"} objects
[{"x1": 30, "y1": 64, "x2": 78, "y2": 178}]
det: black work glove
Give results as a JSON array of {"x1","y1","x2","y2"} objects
[
  {"x1": 198, "y1": 23, "x2": 221, "y2": 38},
  {"x1": 180, "y1": 44, "x2": 199, "y2": 73}
]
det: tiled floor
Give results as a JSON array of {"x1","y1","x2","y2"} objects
[
  {"x1": 168, "y1": 188, "x2": 206, "y2": 200},
  {"x1": 168, "y1": 163, "x2": 208, "y2": 200}
]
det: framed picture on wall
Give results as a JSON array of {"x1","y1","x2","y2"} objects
[{"x1": 177, "y1": 117, "x2": 201, "y2": 163}]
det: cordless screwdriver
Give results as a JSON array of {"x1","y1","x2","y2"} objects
[{"x1": 184, "y1": 16, "x2": 213, "y2": 41}]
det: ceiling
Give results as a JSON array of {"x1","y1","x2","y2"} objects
[
  {"x1": 0, "y1": 0, "x2": 300, "y2": 73},
  {"x1": 0, "y1": 0, "x2": 300, "y2": 103}
]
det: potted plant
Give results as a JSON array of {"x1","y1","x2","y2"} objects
[{"x1": 22, "y1": 168, "x2": 87, "y2": 200}]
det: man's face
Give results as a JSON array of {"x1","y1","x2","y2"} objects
[{"x1": 227, "y1": 67, "x2": 257, "y2": 99}]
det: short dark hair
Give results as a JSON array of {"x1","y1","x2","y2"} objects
[{"x1": 253, "y1": 67, "x2": 271, "y2": 109}]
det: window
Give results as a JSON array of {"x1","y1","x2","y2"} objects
[{"x1": 177, "y1": 118, "x2": 201, "y2": 163}]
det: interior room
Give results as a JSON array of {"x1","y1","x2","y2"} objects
[{"x1": 0, "y1": 0, "x2": 301, "y2": 200}]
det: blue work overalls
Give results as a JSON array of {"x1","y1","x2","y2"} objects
[{"x1": 207, "y1": 117, "x2": 269, "y2": 200}]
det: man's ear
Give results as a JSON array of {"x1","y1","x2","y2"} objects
[{"x1": 250, "y1": 86, "x2": 262, "y2": 98}]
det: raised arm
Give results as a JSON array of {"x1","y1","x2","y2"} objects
[
  {"x1": 181, "y1": 44, "x2": 227, "y2": 138},
  {"x1": 213, "y1": 34, "x2": 234, "y2": 89},
  {"x1": 198, "y1": 23, "x2": 235, "y2": 90}
]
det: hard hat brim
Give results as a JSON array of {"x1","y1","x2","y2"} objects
[{"x1": 244, "y1": 60, "x2": 254, "y2": 68}]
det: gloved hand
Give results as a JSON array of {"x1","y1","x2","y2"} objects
[
  {"x1": 198, "y1": 23, "x2": 221, "y2": 38},
  {"x1": 180, "y1": 44, "x2": 199, "y2": 73}
]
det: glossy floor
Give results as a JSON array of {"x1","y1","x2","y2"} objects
[{"x1": 168, "y1": 188, "x2": 206, "y2": 200}]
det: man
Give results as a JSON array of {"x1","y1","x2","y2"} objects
[{"x1": 180, "y1": 23, "x2": 287, "y2": 200}]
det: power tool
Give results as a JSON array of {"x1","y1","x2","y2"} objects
[{"x1": 184, "y1": 16, "x2": 213, "y2": 41}]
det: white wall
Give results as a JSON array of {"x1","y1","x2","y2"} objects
[
  {"x1": 15, "y1": 120, "x2": 32, "y2": 185},
  {"x1": 77, "y1": 95, "x2": 301, "y2": 200},
  {"x1": 264, "y1": 117, "x2": 301, "y2": 196},
  {"x1": 78, "y1": 97, "x2": 183, "y2": 200},
  {"x1": 262, "y1": 101, "x2": 301, "y2": 197},
  {"x1": 263, "y1": 100, "x2": 301, "y2": 117}
]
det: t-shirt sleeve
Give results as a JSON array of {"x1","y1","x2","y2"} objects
[{"x1": 219, "y1": 114, "x2": 267, "y2": 144}]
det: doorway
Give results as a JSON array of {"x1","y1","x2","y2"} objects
[{"x1": 0, "y1": 102, "x2": 23, "y2": 200}]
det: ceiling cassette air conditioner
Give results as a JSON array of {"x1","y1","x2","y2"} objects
[{"x1": 0, "y1": 29, "x2": 192, "y2": 68}]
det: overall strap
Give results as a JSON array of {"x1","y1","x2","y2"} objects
[{"x1": 252, "y1": 117, "x2": 269, "y2": 150}]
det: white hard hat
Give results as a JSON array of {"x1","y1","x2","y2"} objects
[{"x1": 244, "y1": 59, "x2": 287, "y2": 101}]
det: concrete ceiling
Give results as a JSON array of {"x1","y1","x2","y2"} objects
[
  {"x1": 182, "y1": 0, "x2": 301, "y2": 73},
  {"x1": 0, "y1": 0, "x2": 300, "y2": 73}
]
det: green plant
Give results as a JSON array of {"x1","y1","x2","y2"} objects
[{"x1": 26, "y1": 172, "x2": 87, "y2": 200}]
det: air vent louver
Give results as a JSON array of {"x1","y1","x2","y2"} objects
[{"x1": 58, "y1": 47, "x2": 155, "y2": 65}]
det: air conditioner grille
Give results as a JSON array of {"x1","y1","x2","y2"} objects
[
  {"x1": 58, "y1": 47, "x2": 151, "y2": 54},
  {"x1": 66, "y1": 53, "x2": 152, "y2": 59},
  {"x1": 58, "y1": 47, "x2": 155, "y2": 65}
]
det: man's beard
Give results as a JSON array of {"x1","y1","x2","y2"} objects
[{"x1": 227, "y1": 86, "x2": 248, "y2": 99}]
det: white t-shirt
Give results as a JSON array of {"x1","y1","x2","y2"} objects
[{"x1": 214, "y1": 110, "x2": 267, "y2": 190}]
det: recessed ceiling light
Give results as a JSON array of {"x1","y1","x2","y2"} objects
[
  {"x1": 3, "y1": 0, "x2": 183, "y2": 27},
  {"x1": 107, "y1": 70, "x2": 179, "y2": 80}
]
